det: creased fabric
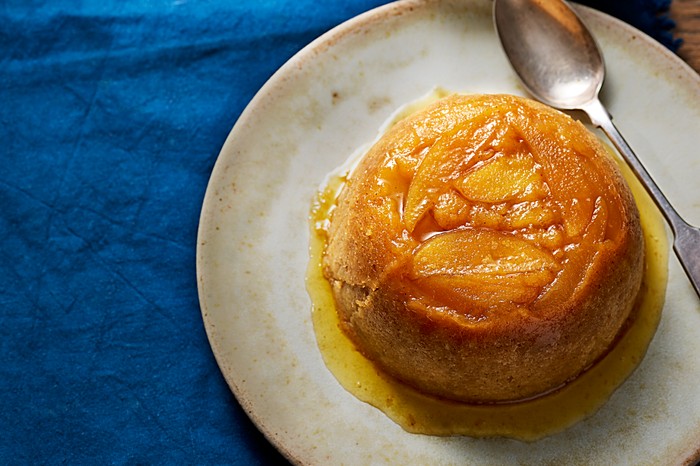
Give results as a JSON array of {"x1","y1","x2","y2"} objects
[
  {"x1": 584, "y1": 0, "x2": 681, "y2": 50},
  {"x1": 0, "y1": 0, "x2": 679, "y2": 463}
]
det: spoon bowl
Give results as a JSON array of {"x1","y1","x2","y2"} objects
[
  {"x1": 494, "y1": 0, "x2": 604, "y2": 109},
  {"x1": 493, "y1": 0, "x2": 700, "y2": 298}
]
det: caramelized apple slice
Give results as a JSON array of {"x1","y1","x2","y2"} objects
[
  {"x1": 457, "y1": 152, "x2": 550, "y2": 203},
  {"x1": 411, "y1": 229, "x2": 560, "y2": 306},
  {"x1": 404, "y1": 118, "x2": 501, "y2": 232},
  {"x1": 534, "y1": 196, "x2": 609, "y2": 310},
  {"x1": 433, "y1": 190, "x2": 470, "y2": 231},
  {"x1": 504, "y1": 201, "x2": 560, "y2": 229},
  {"x1": 512, "y1": 114, "x2": 598, "y2": 238},
  {"x1": 415, "y1": 278, "x2": 540, "y2": 312}
]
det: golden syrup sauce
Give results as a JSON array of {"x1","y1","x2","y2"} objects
[{"x1": 305, "y1": 95, "x2": 669, "y2": 440}]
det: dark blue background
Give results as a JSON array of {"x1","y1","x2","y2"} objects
[{"x1": 0, "y1": 0, "x2": 679, "y2": 463}]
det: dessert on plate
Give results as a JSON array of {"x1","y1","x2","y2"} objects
[{"x1": 322, "y1": 93, "x2": 644, "y2": 403}]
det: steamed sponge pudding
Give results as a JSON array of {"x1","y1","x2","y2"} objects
[{"x1": 323, "y1": 94, "x2": 644, "y2": 403}]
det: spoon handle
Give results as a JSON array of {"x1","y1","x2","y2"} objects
[{"x1": 583, "y1": 98, "x2": 700, "y2": 298}]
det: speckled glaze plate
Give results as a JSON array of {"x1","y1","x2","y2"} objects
[{"x1": 196, "y1": 1, "x2": 700, "y2": 464}]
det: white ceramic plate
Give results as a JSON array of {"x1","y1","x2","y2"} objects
[{"x1": 197, "y1": 1, "x2": 700, "y2": 464}]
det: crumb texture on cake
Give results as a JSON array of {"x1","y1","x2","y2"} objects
[{"x1": 323, "y1": 93, "x2": 644, "y2": 403}]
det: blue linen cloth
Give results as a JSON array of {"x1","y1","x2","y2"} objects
[{"x1": 0, "y1": 0, "x2": 680, "y2": 463}]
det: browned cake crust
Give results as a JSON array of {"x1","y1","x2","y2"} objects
[{"x1": 323, "y1": 94, "x2": 644, "y2": 403}]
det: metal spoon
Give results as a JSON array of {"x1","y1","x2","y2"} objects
[{"x1": 493, "y1": 0, "x2": 700, "y2": 298}]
